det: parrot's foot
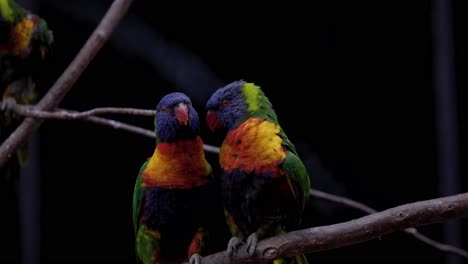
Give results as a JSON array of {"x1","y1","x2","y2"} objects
[
  {"x1": 189, "y1": 253, "x2": 202, "y2": 264},
  {"x1": 246, "y1": 233, "x2": 258, "y2": 256},
  {"x1": 1, "y1": 98, "x2": 17, "y2": 120},
  {"x1": 0, "y1": 97, "x2": 16, "y2": 112},
  {"x1": 227, "y1": 236, "x2": 243, "y2": 255}
]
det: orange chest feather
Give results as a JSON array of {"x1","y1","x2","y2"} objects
[
  {"x1": 0, "y1": 18, "x2": 35, "y2": 57},
  {"x1": 142, "y1": 137, "x2": 211, "y2": 189},
  {"x1": 219, "y1": 118, "x2": 286, "y2": 176}
]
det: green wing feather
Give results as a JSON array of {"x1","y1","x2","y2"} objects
[
  {"x1": 278, "y1": 125, "x2": 310, "y2": 228},
  {"x1": 242, "y1": 82, "x2": 310, "y2": 263},
  {"x1": 247, "y1": 83, "x2": 310, "y2": 227},
  {"x1": 136, "y1": 225, "x2": 160, "y2": 264},
  {"x1": 133, "y1": 159, "x2": 164, "y2": 264},
  {"x1": 133, "y1": 160, "x2": 149, "y2": 237},
  {"x1": 281, "y1": 150, "x2": 310, "y2": 227}
]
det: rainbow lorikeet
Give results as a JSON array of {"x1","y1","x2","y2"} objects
[
  {"x1": 206, "y1": 80, "x2": 311, "y2": 263},
  {"x1": 133, "y1": 92, "x2": 221, "y2": 264},
  {"x1": 0, "y1": 0, "x2": 53, "y2": 176},
  {"x1": 0, "y1": 0, "x2": 53, "y2": 104}
]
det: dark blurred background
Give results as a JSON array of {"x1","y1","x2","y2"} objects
[{"x1": 0, "y1": 0, "x2": 467, "y2": 263}]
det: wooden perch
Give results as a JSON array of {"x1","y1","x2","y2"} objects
[
  {"x1": 309, "y1": 189, "x2": 468, "y2": 258},
  {"x1": 193, "y1": 192, "x2": 468, "y2": 264},
  {"x1": 2, "y1": 103, "x2": 466, "y2": 258}
]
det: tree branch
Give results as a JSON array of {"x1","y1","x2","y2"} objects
[
  {"x1": 79, "y1": 114, "x2": 220, "y2": 154},
  {"x1": 1, "y1": 102, "x2": 221, "y2": 154},
  {"x1": 195, "y1": 192, "x2": 468, "y2": 264},
  {"x1": 81, "y1": 115, "x2": 156, "y2": 138},
  {"x1": 309, "y1": 189, "x2": 468, "y2": 258},
  {"x1": 6, "y1": 104, "x2": 155, "y2": 119},
  {"x1": 53, "y1": 107, "x2": 155, "y2": 118},
  {"x1": 3, "y1": 103, "x2": 466, "y2": 257},
  {"x1": 0, "y1": 0, "x2": 135, "y2": 168},
  {"x1": 4, "y1": 103, "x2": 468, "y2": 258}
]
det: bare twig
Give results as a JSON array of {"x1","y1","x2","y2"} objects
[
  {"x1": 2, "y1": 103, "x2": 220, "y2": 154},
  {"x1": 5, "y1": 103, "x2": 156, "y2": 119},
  {"x1": 195, "y1": 192, "x2": 468, "y2": 264},
  {"x1": 0, "y1": 0, "x2": 135, "y2": 168},
  {"x1": 309, "y1": 189, "x2": 468, "y2": 258},
  {"x1": 310, "y1": 189, "x2": 377, "y2": 213},
  {"x1": 202, "y1": 144, "x2": 221, "y2": 154},
  {"x1": 83, "y1": 115, "x2": 220, "y2": 154},
  {"x1": 67, "y1": 107, "x2": 155, "y2": 117},
  {"x1": 84, "y1": 115, "x2": 156, "y2": 138}
]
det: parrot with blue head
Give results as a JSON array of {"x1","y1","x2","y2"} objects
[
  {"x1": 133, "y1": 92, "x2": 222, "y2": 264},
  {"x1": 205, "y1": 80, "x2": 311, "y2": 263}
]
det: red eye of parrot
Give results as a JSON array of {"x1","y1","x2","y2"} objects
[
  {"x1": 222, "y1": 99, "x2": 230, "y2": 107},
  {"x1": 160, "y1": 107, "x2": 169, "y2": 113}
]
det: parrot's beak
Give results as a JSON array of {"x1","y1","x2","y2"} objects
[
  {"x1": 206, "y1": 110, "x2": 222, "y2": 132},
  {"x1": 174, "y1": 103, "x2": 189, "y2": 125}
]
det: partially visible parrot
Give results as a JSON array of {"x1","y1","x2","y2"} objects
[
  {"x1": 0, "y1": 0, "x2": 53, "y2": 105},
  {"x1": 133, "y1": 92, "x2": 221, "y2": 264},
  {"x1": 205, "y1": 80, "x2": 311, "y2": 264},
  {"x1": 0, "y1": 0, "x2": 53, "y2": 179}
]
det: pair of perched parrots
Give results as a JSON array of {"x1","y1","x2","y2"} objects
[
  {"x1": 133, "y1": 80, "x2": 311, "y2": 264},
  {"x1": 0, "y1": 0, "x2": 53, "y2": 179}
]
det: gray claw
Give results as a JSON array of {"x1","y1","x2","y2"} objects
[
  {"x1": 189, "y1": 253, "x2": 201, "y2": 264},
  {"x1": 1, "y1": 98, "x2": 16, "y2": 112},
  {"x1": 246, "y1": 233, "x2": 258, "y2": 256},
  {"x1": 227, "y1": 236, "x2": 243, "y2": 255}
]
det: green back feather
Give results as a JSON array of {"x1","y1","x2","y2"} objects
[
  {"x1": 0, "y1": 0, "x2": 27, "y2": 25},
  {"x1": 241, "y1": 82, "x2": 279, "y2": 124},
  {"x1": 241, "y1": 82, "x2": 298, "y2": 154},
  {"x1": 241, "y1": 82, "x2": 310, "y2": 226}
]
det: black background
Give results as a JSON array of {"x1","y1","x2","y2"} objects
[{"x1": 1, "y1": 0, "x2": 467, "y2": 263}]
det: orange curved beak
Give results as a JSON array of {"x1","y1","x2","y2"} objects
[{"x1": 174, "y1": 103, "x2": 189, "y2": 125}]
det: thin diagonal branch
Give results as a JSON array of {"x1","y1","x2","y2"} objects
[
  {"x1": 56, "y1": 107, "x2": 155, "y2": 118},
  {"x1": 309, "y1": 189, "x2": 468, "y2": 258},
  {"x1": 84, "y1": 115, "x2": 156, "y2": 138},
  {"x1": 82, "y1": 115, "x2": 220, "y2": 154},
  {"x1": 0, "y1": 0, "x2": 135, "y2": 168},
  {"x1": 195, "y1": 192, "x2": 468, "y2": 264},
  {"x1": 1, "y1": 102, "x2": 220, "y2": 154},
  {"x1": 4, "y1": 103, "x2": 156, "y2": 119}
]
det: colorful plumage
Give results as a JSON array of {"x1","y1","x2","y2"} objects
[
  {"x1": 133, "y1": 92, "x2": 220, "y2": 264},
  {"x1": 0, "y1": 0, "x2": 53, "y2": 56},
  {"x1": 0, "y1": 0, "x2": 53, "y2": 98},
  {"x1": 0, "y1": 0, "x2": 53, "y2": 179},
  {"x1": 206, "y1": 80, "x2": 311, "y2": 263}
]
